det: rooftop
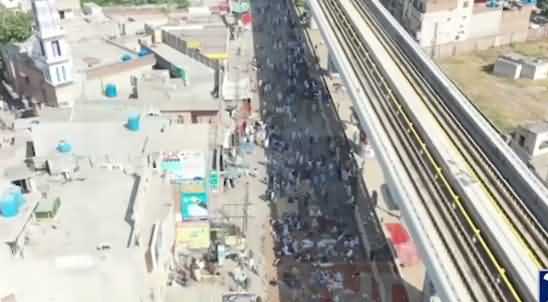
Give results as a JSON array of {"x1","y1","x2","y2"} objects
[
  {"x1": 499, "y1": 52, "x2": 548, "y2": 67},
  {"x1": 169, "y1": 24, "x2": 228, "y2": 55},
  {"x1": 62, "y1": 17, "x2": 129, "y2": 71},
  {"x1": 0, "y1": 170, "x2": 152, "y2": 302},
  {"x1": 148, "y1": 43, "x2": 215, "y2": 82},
  {"x1": 522, "y1": 120, "x2": 548, "y2": 134},
  {"x1": 28, "y1": 171, "x2": 135, "y2": 257},
  {"x1": 30, "y1": 118, "x2": 211, "y2": 161},
  {"x1": 137, "y1": 70, "x2": 220, "y2": 112}
]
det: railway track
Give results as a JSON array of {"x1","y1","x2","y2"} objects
[
  {"x1": 350, "y1": 0, "x2": 548, "y2": 297},
  {"x1": 316, "y1": 0, "x2": 548, "y2": 300},
  {"x1": 351, "y1": 0, "x2": 548, "y2": 266},
  {"x1": 318, "y1": 0, "x2": 500, "y2": 300}
]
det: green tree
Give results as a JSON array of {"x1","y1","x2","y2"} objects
[
  {"x1": 173, "y1": 0, "x2": 189, "y2": 8},
  {"x1": 537, "y1": 0, "x2": 548, "y2": 16},
  {"x1": 0, "y1": 11, "x2": 32, "y2": 44}
]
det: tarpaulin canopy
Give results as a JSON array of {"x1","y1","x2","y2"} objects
[
  {"x1": 385, "y1": 223, "x2": 420, "y2": 266},
  {"x1": 241, "y1": 12, "x2": 252, "y2": 26},
  {"x1": 232, "y1": 1, "x2": 249, "y2": 13},
  {"x1": 386, "y1": 223, "x2": 409, "y2": 245}
]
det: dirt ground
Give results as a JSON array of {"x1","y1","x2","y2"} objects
[{"x1": 438, "y1": 40, "x2": 548, "y2": 132}]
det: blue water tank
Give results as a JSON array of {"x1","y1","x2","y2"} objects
[
  {"x1": 57, "y1": 141, "x2": 72, "y2": 153},
  {"x1": 138, "y1": 48, "x2": 151, "y2": 57},
  {"x1": 105, "y1": 84, "x2": 118, "y2": 98},
  {"x1": 127, "y1": 114, "x2": 141, "y2": 131},
  {"x1": 121, "y1": 54, "x2": 132, "y2": 62},
  {"x1": 0, "y1": 187, "x2": 25, "y2": 218}
]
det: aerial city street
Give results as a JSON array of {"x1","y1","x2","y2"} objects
[{"x1": 0, "y1": 0, "x2": 548, "y2": 301}]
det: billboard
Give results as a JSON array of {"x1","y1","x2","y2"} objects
[
  {"x1": 176, "y1": 221, "x2": 210, "y2": 250},
  {"x1": 180, "y1": 191, "x2": 208, "y2": 220}
]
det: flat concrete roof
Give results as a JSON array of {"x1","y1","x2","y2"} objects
[
  {"x1": 522, "y1": 120, "x2": 548, "y2": 134},
  {"x1": 62, "y1": 18, "x2": 130, "y2": 71},
  {"x1": 0, "y1": 170, "x2": 149, "y2": 302},
  {"x1": 500, "y1": 52, "x2": 548, "y2": 67},
  {"x1": 149, "y1": 43, "x2": 215, "y2": 83},
  {"x1": 30, "y1": 118, "x2": 211, "y2": 161},
  {"x1": 138, "y1": 75, "x2": 220, "y2": 112},
  {"x1": 29, "y1": 171, "x2": 135, "y2": 256},
  {"x1": 170, "y1": 25, "x2": 228, "y2": 55},
  {"x1": 1, "y1": 251, "x2": 146, "y2": 302},
  {"x1": 66, "y1": 101, "x2": 145, "y2": 122}
]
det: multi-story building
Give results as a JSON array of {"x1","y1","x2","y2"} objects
[
  {"x1": 31, "y1": 0, "x2": 74, "y2": 88},
  {"x1": 1, "y1": 0, "x2": 77, "y2": 107},
  {"x1": 382, "y1": 0, "x2": 535, "y2": 49}
]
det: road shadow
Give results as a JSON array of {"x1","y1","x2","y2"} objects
[{"x1": 245, "y1": 0, "x2": 417, "y2": 301}]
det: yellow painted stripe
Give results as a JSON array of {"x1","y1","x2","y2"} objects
[{"x1": 206, "y1": 53, "x2": 228, "y2": 60}]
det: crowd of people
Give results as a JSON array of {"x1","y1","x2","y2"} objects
[
  {"x1": 254, "y1": 0, "x2": 356, "y2": 208},
  {"x1": 252, "y1": 0, "x2": 364, "y2": 293}
]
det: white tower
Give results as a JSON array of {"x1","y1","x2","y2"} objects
[{"x1": 31, "y1": 0, "x2": 73, "y2": 87}]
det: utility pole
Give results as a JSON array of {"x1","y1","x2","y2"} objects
[{"x1": 242, "y1": 180, "x2": 250, "y2": 235}]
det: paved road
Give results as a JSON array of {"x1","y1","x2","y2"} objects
[{"x1": 249, "y1": 1, "x2": 384, "y2": 302}]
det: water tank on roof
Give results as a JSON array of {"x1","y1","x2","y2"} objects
[
  {"x1": 121, "y1": 54, "x2": 132, "y2": 62},
  {"x1": 0, "y1": 186, "x2": 25, "y2": 218},
  {"x1": 138, "y1": 48, "x2": 151, "y2": 57},
  {"x1": 57, "y1": 141, "x2": 72, "y2": 153},
  {"x1": 105, "y1": 84, "x2": 118, "y2": 98},
  {"x1": 127, "y1": 114, "x2": 141, "y2": 131}
]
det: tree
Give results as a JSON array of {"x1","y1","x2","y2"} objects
[
  {"x1": 172, "y1": 0, "x2": 189, "y2": 9},
  {"x1": 537, "y1": 0, "x2": 548, "y2": 16},
  {"x1": 0, "y1": 11, "x2": 32, "y2": 45}
]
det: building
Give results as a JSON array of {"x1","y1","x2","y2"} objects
[
  {"x1": 493, "y1": 52, "x2": 548, "y2": 80},
  {"x1": 0, "y1": 116, "x2": 215, "y2": 301},
  {"x1": 55, "y1": 0, "x2": 80, "y2": 20},
  {"x1": 0, "y1": 0, "x2": 30, "y2": 10},
  {"x1": 1, "y1": 0, "x2": 78, "y2": 108},
  {"x1": 136, "y1": 70, "x2": 222, "y2": 125},
  {"x1": 31, "y1": 0, "x2": 74, "y2": 87},
  {"x1": 510, "y1": 121, "x2": 548, "y2": 183},
  {"x1": 382, "y1": 0, "x2": 535, "y2": 49}
]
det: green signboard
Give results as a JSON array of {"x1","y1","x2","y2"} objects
[
  {"x1": 209, "y1": 171, "x2": 220, "y2": 191},
  {"x1": 174, "y1": 66, "x2": 189, "y2": 82}
]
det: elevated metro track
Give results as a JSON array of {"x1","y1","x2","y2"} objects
[{"x1": 307, "y1": 0, "x2": 548, "y2": 301}]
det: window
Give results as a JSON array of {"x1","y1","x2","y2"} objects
[
  {"x1": 519, "y1": 135, "x2": 526, "y2": 147},
  {"x1": 463, "y1": 1, "x2": 469, "y2": 7},
  {"x1": 39, "y1": 40, "x2": 46, "y2": 56},
  {"x1": 540, "y1": 141, "x2": 548, "y2": 150},
  {"x1": 51, "y1": 40, "x2": 61, "y2": 57},
  {"x1": 55, "y1": 67, "x2": 61, "y2": 82},
  {"x1": 61, "y1": 65, "x2": 66, "y2": 81}
]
